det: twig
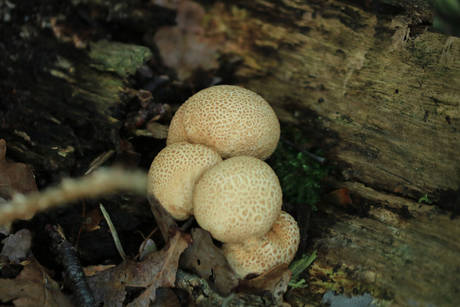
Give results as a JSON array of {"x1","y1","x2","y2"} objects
[
  {"x1": 85, "y1": 150, "x2": 115, "y2": 175},
  {"x1": 0, "y1": 168, "x2": 148, "y2": 226},
  {"x1": 100, "y1": 203, "x2": 126, "y2": 260},
  {"x1": 45, "y1": 224, "x2": 97, "y2": 307},
  {"x1": 280, "y1": 137, "x2": 326, "y2": 164},
  {"x1": 180, "y1": 216, "x2": 195, "y2": 232}
]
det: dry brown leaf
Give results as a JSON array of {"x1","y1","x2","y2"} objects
[
  {"x1": 153, "y1": 1, "x2": 218, "y2": 80},
  {"x1": 1, "y1": 229, "x2": 32, "y2": 263},
  {"x1": 0, "y1": 197, "x2": 11, "y2": 235},
  {"x1": 81, "y1": 208, "x2": 103, "y2": 232},
  {"x1": 0, "y1": 139, "x2": 38, "y2": 199},
  {"x1": 83, "y1": 264, "x2": 116, "y2": 277},
  {"x1": 154, "y1": 27, "x2": 218, "y2": 80},
  {"x1": 87, "y1": 231, "x2": 191, "y2": 307},
  {"x1": 179, "y1": 228, "x2": 238, "y2": 296},
  {"x1": 236, "y1": 264, "x2": 292, "y2": 307},
  {"x1": 150, "y1": 288, "x2": 180, "y2": 307},
  {"x1": 0, "y1": 139, "x2": 38, "y2": 220},
  {"x1": 0, "y1": 258, "x2": 73, "y2": 307}
]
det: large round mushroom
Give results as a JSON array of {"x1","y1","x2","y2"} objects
[
  {"x1": 167, "y1": 85, "x2": 280, "y2": 160},
  {"x1": 193, "y1": 156, "x2": 282, "y2": 243},
  {"x1": 147, "y1": 142, "x2": 222, "y2": 220}
]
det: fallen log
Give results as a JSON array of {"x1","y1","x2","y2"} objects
[{"x1": 210, "y1": 1, "x2": 460, "y2": 306}]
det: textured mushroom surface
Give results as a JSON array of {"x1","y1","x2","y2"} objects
[
  {"x1": 167, "y1": 85, "x2": 280, "y2": 160},
  {"x1": 166, "y1": 100, "x2": 188, "y2": 144},
  {"x1": 193, "y1": 156, "x2": 282, "y2": 243},
  {"x1": 147, "y1": 142, "x2": 222, "y2": 220},
  {"x1": 222, "y1": 211, "x2": 300, "y2": 279}
]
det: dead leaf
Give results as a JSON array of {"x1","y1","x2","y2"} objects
[
  {"x1": 153, "y1": 1, "x2": 218, "y2": 80},
  {"x1": 236, "y1": 264, "x2": 292, "y2": 307},
  {"x1": 322, "y1": 188, "x2": 352, "y2": 207},
  {"x1": 87, "y1": 231, "x2": 190, "y2": 307},
  {"x1": 1, "y1": 229, "x2": 32, "y2": 263},
  {"x1": 83, "y1": 264, "x2": 116, "y2": 277},
  {"x1": 0, "y1": 258, "x2": 73, "y2": 307},
  {"x1": 0, "y1": 139, "x2": 38, "y2": 220},
  {"x1": 179, "y1": 228, "x2": 238, "y2": 296},
  {"x1": 0, "y1": 197, "x2": 11, "y2": 235},
  {"x1": 154, "y1": 27, "x2": 218, "y2": 80},
  {"x1": 146, "y1": 122, "x2": 169, "y2": 139},
  {"x1": 81, "y1": 208, "x2": 103, "y2": 232},
  {"x1": 150, "y1": 288, "x2": 180, "y2": 307}
]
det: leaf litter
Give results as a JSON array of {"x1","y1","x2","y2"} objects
[
  {"x1": 87, "y1": 230, "x2": 191, "y2": 307},
  {"x1": 0, "y1": 139, "x2": 38, "y2": 223},
  {"x1": 0, "y1": 258, "x2": 73, "y2": 307}
]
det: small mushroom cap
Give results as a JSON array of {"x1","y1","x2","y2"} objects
[
  {"x1": 193, "y1": 156, "x2": 282, "y2": 243},
  {"x1": 147, "y1": 142, "x2": 222, "y2": 220},
  {"x1": 167, "y1": 102, "x2": 188, "y2": 144},
  {"x1": 167, "y1": 85, "x2": 280, "y2": 160},
  {"x1": 222, "y1": 211, "x2": 300, "y2": 279}
]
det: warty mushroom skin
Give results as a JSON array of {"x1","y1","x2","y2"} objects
[
  {"x1": 167, "y1": 85, "x2": 280, "y2": 160},
  {"x1": 147, "y1": 142, "x2": 222, "y2": 220},
  {"x1": 193, "y1": 156, "x2": 282, "y2": 244},
  {"x1": 222, "y1": 211, "x2": 300, "y2": 279}
]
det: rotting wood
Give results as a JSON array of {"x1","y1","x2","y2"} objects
[
  {"x1": 209, "y1": 1, "x2": 460, "y2": 306},
  {"x1": 0, "y1": 0, "x2": 161, "y2": 176}
]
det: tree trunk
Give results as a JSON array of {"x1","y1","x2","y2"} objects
[{"x1": 211, "y1": 1, "x2": 460, "y2": 306}]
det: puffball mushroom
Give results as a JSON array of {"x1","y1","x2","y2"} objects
[
  {"x1": 147, "y1": 142, "x2": 222, "y2": 220},
  {"x1": 193, "y1": 156, "x2": 282, "y2": 244},
  {"x1": 222, "y1": 211, "x2": 300, "y2": 279},
  {"x1": 167, "y1": 85, "x2": 280, "y2": 160}
]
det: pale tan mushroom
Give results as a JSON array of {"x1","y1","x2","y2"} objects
[
  {"x1": 166, "y1": 100, "x2": 188, "y2": 144},
  {"x1": 147, "y1": 142, "x2": 222, "y2": 220},
  {"x1": 222, "y1": 211, "x2": 300, "y2": 279},
  {"x1": 193, "y1": 156, "x2": 282, "y2": 243},
  {"x1": 167, "y1": 85, "x2": 280, "y2": 160}
]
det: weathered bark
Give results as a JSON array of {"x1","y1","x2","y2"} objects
[{"x1": 211, "y1": 1, "x2": 460, "y2": 306}]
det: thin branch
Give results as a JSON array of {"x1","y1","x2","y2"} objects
[
  {"x1": 0, "y1": 168, "x2": 148, "y2": 226},
  {"x1": 45, "y1": 224, "x2": 97, "y2": 307},
  {"x1": 279, "y1": 137, "x2": 326, "y2": 164}
]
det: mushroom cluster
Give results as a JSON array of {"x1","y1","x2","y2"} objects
[{"x1": 147, "y1": 85, "x2": 300, "y2": 279}]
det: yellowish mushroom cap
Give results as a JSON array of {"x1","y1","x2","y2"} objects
[
  {"x1": 222, "y1": 211, "x2": 300, "y2": 279},
  {"x1": 166, "y1": 101, "x2": 188, "y2": 144},
  {"x1": 167, "y1": 85, "x2": 280, "y2": 160},
  {"x1": 147, "y1": 142, "x2": 222, "y2": 220},
  {"x1": 193, "y1": 156, "x2": 282, "y2": 243}
]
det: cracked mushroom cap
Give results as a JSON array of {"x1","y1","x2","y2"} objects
[
  {"x1": 147, "y1": 142, "x2": 222, "y2": 220},
  {"x1": 222, "y1": 211, "x2": 300, "y2": 279},
  {"x1": 167, "y1": 85, "x2": 280, "y2": 160},
  {"x1": 193, "y1": 156, "x2": 282, "y2": 243}
]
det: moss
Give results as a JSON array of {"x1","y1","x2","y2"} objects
[
  {"x1": 418, "y1": 194, "x2": 432, "y2": 204},
  {"x1": 270, "y1": 127, "x2": 333, "y2": 206}
]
